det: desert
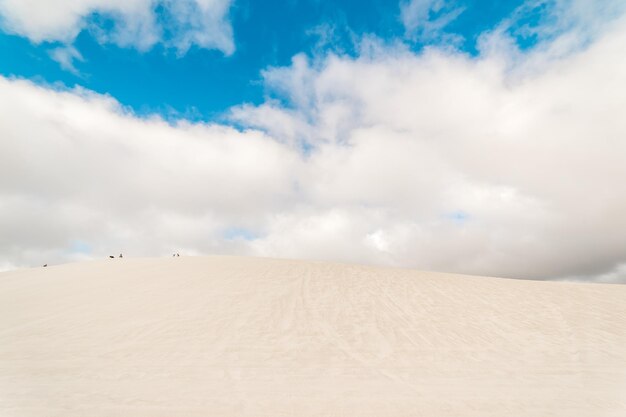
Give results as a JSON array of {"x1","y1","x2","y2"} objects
[{"x1": 1, "y1": 256, "x2": 624, "y2": 416}]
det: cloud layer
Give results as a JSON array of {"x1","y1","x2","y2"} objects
[
  {"x1": 0, "y1": 0, "x2": 234, "y2": 54},
  {"x1": 1, "y1": 2, "x2": 626, "y2": 282}
]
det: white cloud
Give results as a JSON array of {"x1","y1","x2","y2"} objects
[
  {"x1": 0, "y1": 0, "x2": 234, "y2": 54},
  {"x1": 158, "y1": 0, "x2": 234, "y2": 54},
  {"x1": 400, "y1": 0, "x2": 464, "y2": 43},
  {"x1": 0, "y1": 77, "x2": 297, "y2": 266},
  {"x1": 237, "y1": 11, "x2": 626, "y2": 282},
  {"x1": 49, "y1": 45, "x2": 84, "y2": 74},
  {"x1": 479, "y1": 0, "x2": 626, "y2": 63},
  {"x1": 1, "y1": 2, "x2": 626, "y2": 282}
]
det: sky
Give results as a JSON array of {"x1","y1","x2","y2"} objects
[{"x1": 1, "y1": 0, "x2": 626, "y2": 282}]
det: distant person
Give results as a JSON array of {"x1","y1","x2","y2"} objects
[
  {"x1": 177, "y1": 253, "x2": 180, "y2": 257},
  {"x1": 119, "y1": 254, "x2": 123, "y2": 258}
]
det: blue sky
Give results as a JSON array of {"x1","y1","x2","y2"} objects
[
  {"x1": 1, "y1": 0, "x2": 626, "y2": 282},
  {"x1": 0, "y1": 0, "x2": 529, "y2": 119}
]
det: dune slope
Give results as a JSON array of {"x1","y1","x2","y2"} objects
[{"x1": 1, "y1": 256, "x2": 625, "y2": 416}]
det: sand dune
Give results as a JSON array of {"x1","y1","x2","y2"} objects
[{"x1": 0, "y1": 256, "x2": 625, "y2": 416}]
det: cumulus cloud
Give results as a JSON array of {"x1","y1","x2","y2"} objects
[
  {"x1": 0, "y1": 77, "x2": 297, "y2": 269},
  {"x1": 1, "y1": 2, "x2": 626, "y2": 282},
  {"x1": 241, "y1": 24, "x2": 626, "y2": 281},
  {"x1": 0, "y1": 0, "x2": 234, "y2": 54}
]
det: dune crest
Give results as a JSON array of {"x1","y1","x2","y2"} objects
[{"x1": 1, "y1": 256, "x2": 625, "y2": 416}]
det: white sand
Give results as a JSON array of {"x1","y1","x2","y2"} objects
[{"x1": 0, "y1": 256, "x2": 625, "y2": 416}]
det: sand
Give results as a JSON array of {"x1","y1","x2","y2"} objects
[{"x1": 0, "y1": 256, "x2": 625, "y2": 416}]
